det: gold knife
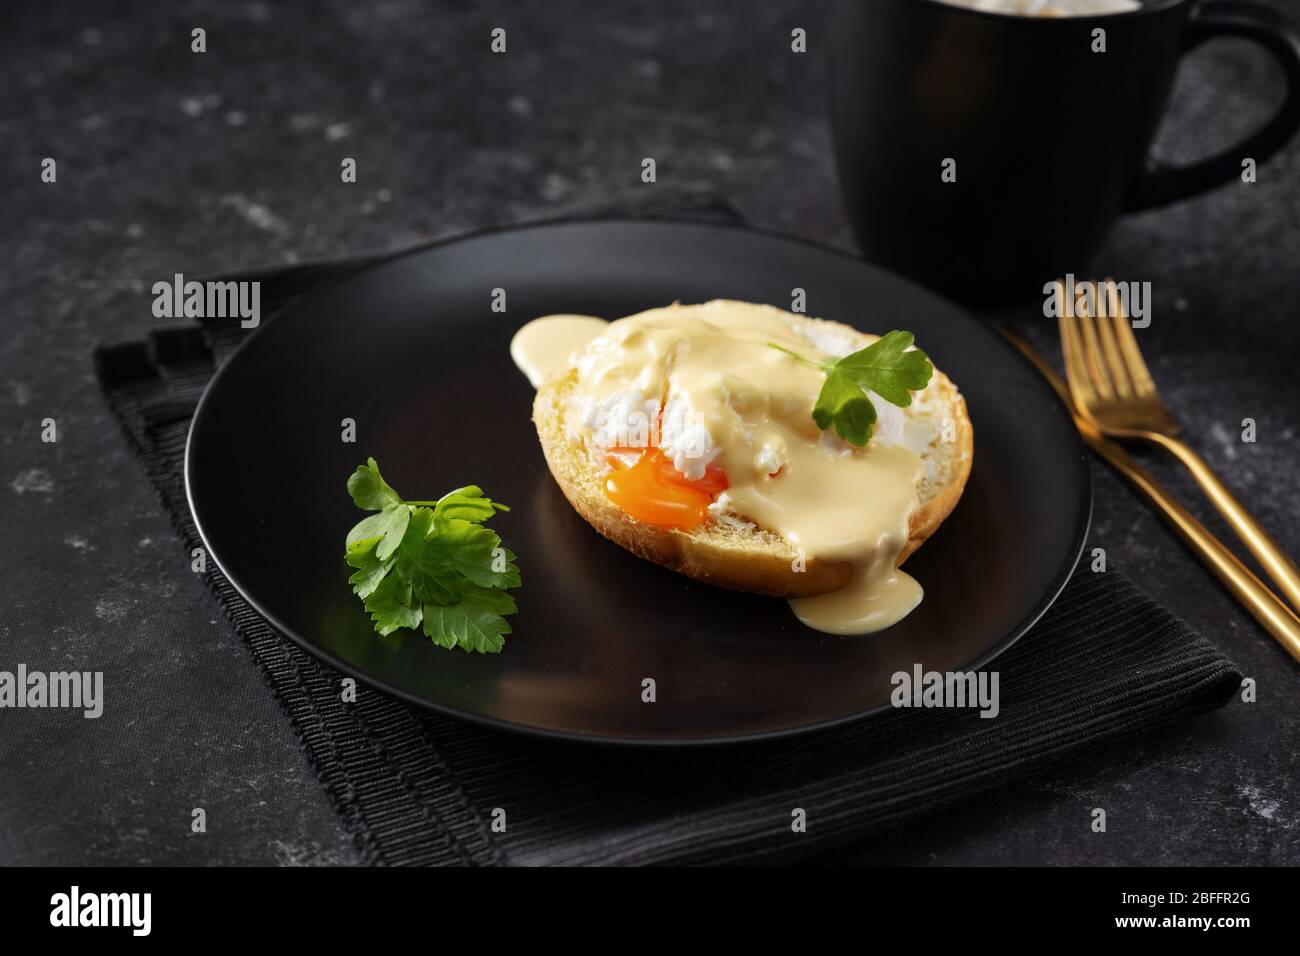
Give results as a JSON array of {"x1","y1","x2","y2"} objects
[{"x1": 999, "y1": 326, "x2": 1300, "y2": 663}]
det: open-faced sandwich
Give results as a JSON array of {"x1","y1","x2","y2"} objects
[{"x1": 511, "y1": 300, "x2": 972, "y2": 634}]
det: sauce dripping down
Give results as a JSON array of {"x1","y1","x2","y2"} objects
[{"x1": 510, "y1": 314, "x2": 609, "y2": 388}]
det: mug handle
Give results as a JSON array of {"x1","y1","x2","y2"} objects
[{"x1": 1125, "y1": 0, "x2": 1300, "y2": 211}]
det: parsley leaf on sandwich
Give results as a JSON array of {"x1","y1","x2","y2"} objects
[
  {"x1": 344, "y1": 458, "x2": 519, "y2": 652},
  {"x1": 768, "y1": 330, "x2": 933, "y2": 447}
]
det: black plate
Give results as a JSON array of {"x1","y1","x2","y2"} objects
[{"x1": 186, "y1": 220, "x2": 1090, "y2": 745}]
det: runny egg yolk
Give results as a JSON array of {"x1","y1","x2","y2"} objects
[{"x1": 604, "y1": 448, "x2": 728, "y2": 530}]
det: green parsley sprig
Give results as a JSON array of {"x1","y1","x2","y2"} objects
[
  {"x1": 768, "y1": 330, "x2": 933, "y2": 447},
  {"x1": 344, "y1": 458, "x2": 520, "y2": 653}
]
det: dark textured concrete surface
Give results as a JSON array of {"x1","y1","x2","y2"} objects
[{"x1": 1, "y1": 0, "x2": 1297, "y2": 865}]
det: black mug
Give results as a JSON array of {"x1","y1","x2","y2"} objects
[{"x1": 828, "y1": 0, "x2": 1300, "y2": 305}]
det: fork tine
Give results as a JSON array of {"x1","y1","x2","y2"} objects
[
  {"x1": 1076, "y1": 292, "x2": 1115, "y2": 401},
  {"x1": 1109, "y1": 291, "x2": 1159, "y2": 400},
  {"x1": 1095, "y1": 280, "x2": 1133, "y2": 398},
  {"x1": 1058, "y1": 299, "x2": 1099, "y2": 413}
]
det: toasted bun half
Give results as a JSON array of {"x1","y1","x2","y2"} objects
[{"x1": 532, "y1": 312, "x2": 973, "y2": 598}]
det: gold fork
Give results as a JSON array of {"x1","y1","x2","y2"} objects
[
  {"x1": 1001, "y1": 325, "x2": 1300, "y2": 661},
  {"x1": 1057, "y1": 280, "x2": 1300, "y2": 613}
]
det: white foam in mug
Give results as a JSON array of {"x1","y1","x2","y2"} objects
[{"x1": 938, "y1": 0, "x2": 1141, "y2": 16}]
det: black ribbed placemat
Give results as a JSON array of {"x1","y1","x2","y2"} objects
[{"x1": 93, "y1": 201, "x2": 1243, "y2": 866}]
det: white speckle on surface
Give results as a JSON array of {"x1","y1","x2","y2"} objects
[
  {"x1": 267, "y1": 838, "x2": 350, "y2": 866},
  {"x1": 507, "y1": 95, "x2": 533, "y2": 118},
  {"x1": 219, "y1": 193, "x2": 288, "y2": 236},
  {"x1": 138, "y1": 537, "x2": 154, "y2": 548},
  {"x1": 224, "y1": 110, "x2": 248, "y2": 127},
  {"x1": 288, "y1": 113, "x2": 320, "y2": 132},
  {"x1": 10, "y1": 382, "x2": 31, "y2": 406},
  {"x1": 64, "y1": 535, "x2": 93, "y2": 551},
  {"x1": 11, "y1": 469, "x2": 54, "y2": 495},
  {"x1": 270, "y1": 840, "x2": 312, "y2": 866},
  {"x1": 633, "y1": 58, "x2": 662, "y2": 81},
  {"x1": 541, "y1": 172, "x2": 573, "y2": 202},
  {"x1": 1238, "y1": 784, "x2": 1285, "y2": 824},
  {"x1": 95, "y1": 598, "x2": 131, "y2": 622},
  {"x1": 81, "y1": 27, "x2": 102, "y2": 46},
  {"x1": 125, "y1": 222, "x2": 144, "y2": 239},
  {"x1": 1209, "y1": 421, "x2": 1240, "y2": 461},
  {"x1": 324, "y1": 122, "x2": 351, "y2": 141},
  {"x1": 177, "y1": 93, "x2": 221, "y2": 117},
  {"x1": 708, "y1": 150, "x2": 735, "y2": 171},
  {"x1": 376, "y1": 189, "x2": 392, "y2": 203}
]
